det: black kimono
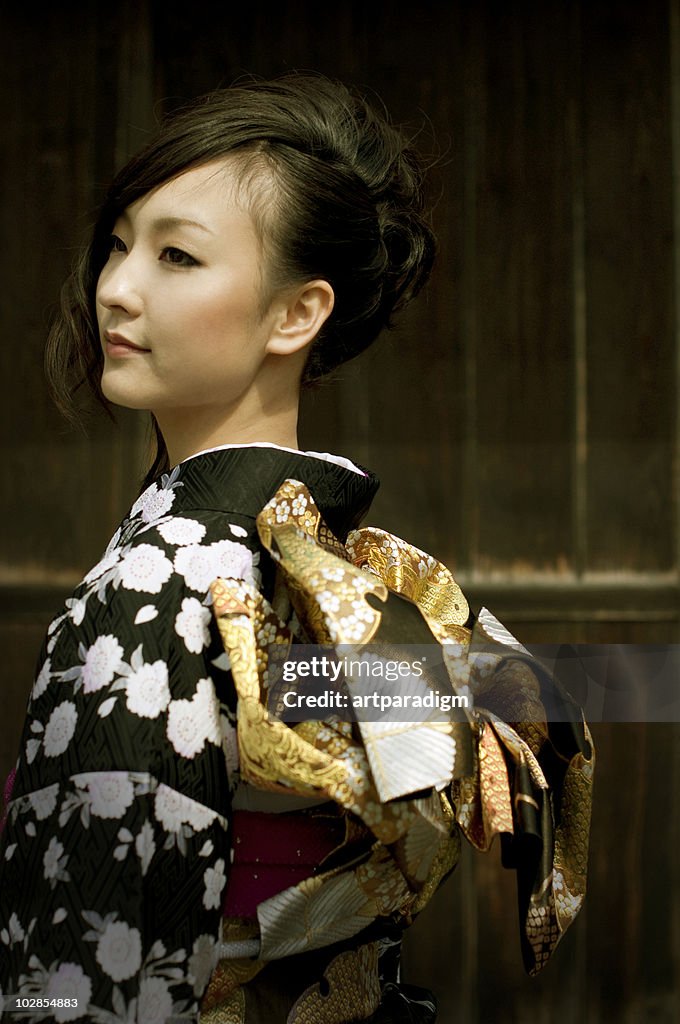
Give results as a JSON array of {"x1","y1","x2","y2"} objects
[{"x1": 0, "y1": 444, "x2": 594, "y2": 1023}]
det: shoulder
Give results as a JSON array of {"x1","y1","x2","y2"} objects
[
  {"x1": 84, "y1": 507, "x2": 260, "y2": 597},
  {"x1": 38, "y1": 507, "x2": 262, "y2": 674}
]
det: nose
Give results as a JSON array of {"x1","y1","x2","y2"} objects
[{"x1": 96, "y1": 249, "x2": 144, "y2": 319}]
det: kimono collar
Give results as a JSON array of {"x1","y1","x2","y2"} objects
[{"x1": 166, "y1": 444, "x2": 380, "y2": 542}]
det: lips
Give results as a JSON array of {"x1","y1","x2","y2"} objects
[{"x1": 104, "y1": 331, "x2": 151, "y2": 354}]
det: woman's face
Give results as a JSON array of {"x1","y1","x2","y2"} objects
[{"x1": 96, "y1": 158, "x2": 281, "y2": 416}]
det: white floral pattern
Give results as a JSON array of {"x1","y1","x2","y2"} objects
[
  {"x1": 78, "y1": 773, "x2": 135, "y2": 819},
  {"x1": 31, "y1": 658, "x2": 52, "y2": 700},
  {"x1": 153, "y1": 783, "x2": 218, "y2": 834},
  {"x1": 125, "y1": 660, "x2": 171, "y2": 719},
  {"x1": 82, "y1": 635, "x2": 125, "y2": 694},
  {"x1": 82, "y1": 548, "x2": 121, "y2": 586},
  {"x1": 187, "y1": 933, "x2": 218, "y2": 996},
  {"x1": 118, "y1": 544, "x2": 174, "y2": 594},
  {"x1": 129, "y1": 479, "x2": 178, "y2": 523},
  {"x1": 43, "y1": 701, "x2": 78, "y2": 757},
  {"x1": 157, "y1": 516, "x2": 207, "y2": 546},
  {"x1": 202, "y1": 858, "x2": 227, "y2": 910},
  {"x1": 45, "y1": 962, "x2": 92, "y2": 1021},
  {"x1": 29, "y1": 783, "x2": 59, "y2": 821},
  {"x1": 95, "y1": 920, "x2": 142, "y2": 981},
  {"x1": 174, "y1": 597, "x2": 212, "y2": 654},
  {"x1": 174, "y1": 538, "x2": 258, "y2": 593},
  {"x1": 166, "y1": 678, "x2": 221, "y2": 759},
  {"x1": 43, "y1": 836, "x2": 68, "y2": 884},
  {"x1": 137, "y1": 974, "x2": 174, "y2": 1022}
]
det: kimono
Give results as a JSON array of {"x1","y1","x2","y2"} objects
[{"x1": 0, "y1": 443, "x2": 594, "y2": 1024}]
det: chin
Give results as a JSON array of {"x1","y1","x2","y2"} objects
[{"x1": 100, "y1": 374, "x2": 151, "y2": 411}]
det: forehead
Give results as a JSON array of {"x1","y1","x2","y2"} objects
[{"x1": 122, "y1": 157, "x2": 252, "y2": 227}]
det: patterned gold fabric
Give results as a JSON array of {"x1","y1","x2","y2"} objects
[
  {"x1": 200, "y1": 941, "x2": 381, "y2": 1024},
  {"x1": 288, "y1": 944, "x2": 381, "y2": 1024},
  {"x1": 202, "y1": 479, "x2": 595, "y2": 1019}
]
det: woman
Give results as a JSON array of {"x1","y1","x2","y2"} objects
[{"x1": 0, "y1": 75, "x2": 593, "y2": 1023}]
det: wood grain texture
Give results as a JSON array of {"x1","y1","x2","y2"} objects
[{"x1": 582, "y1": 1, "x2": 675, "y2": 573}]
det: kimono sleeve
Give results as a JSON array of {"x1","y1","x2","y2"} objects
[{"x1": 0, "y1": 512, "x2": 245, "y2": 1022}]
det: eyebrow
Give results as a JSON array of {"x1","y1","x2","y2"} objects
[
  {"x1": 151, "y1": 216, "x2": 214, "y2": 235},
  {"x1": 119, "y1": 212, "x2": 214, "y2": 235}
]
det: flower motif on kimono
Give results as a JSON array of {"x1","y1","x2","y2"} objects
[
  {"x1": 291, "y1": 493, "x2": 308, "y2": 515},
  {"x1": 320, "y1": 565, "x2": 344, "y2": 583},
  {"x1": 157, "y1": 516, "x2": 207, "y2": 547},
  {"x1": 317, "y1": 590, "x2": 341, "y2": 614},
  {"x1": 44, "y1": 962, "x2": 92, "y2": 1022},
  {"x1": 81, "y1": 548, "x2": 122, "y2": 587},
  {"x1": 83, "y1": 635, "x2": 125, "y2": 693},
  {"x1": 43, "y1": 701, "x2": 78, "y2": 758},
  {"x1": 552, "y1": 868, "x2": 582, "y2": 918},
  {"x1": 187, "y1": 933, "x2": 218, "y2": 996},
  {"x1": 174, "y1": 538, "x2": 259, "y2": 593},
  {"x1": 76, "y1": 773, "x2": 135, "y2": 819},
  {"x1": 153, "y1": 783, "x2": 218, "y2": 835},
  {"x1": 43, "y1": 836, "x2": 70, "y2": 888},
  {"x1": 95, "y1": 919, "x2": 142, "y2": 981},
  {"x1": 103, "y1": 525, "x2": 122, "y2": 557},
  {"x1": 166, "y1": 679, "x2": 221, "y2": 759},
  {"x1": 124, "y1": 661, "x2": 171, "y2": 719},
  {"x1": 129, "y1": 466, "x2": 184, "y2": 524},
  {"x1": 31, "y1": 658, "x2": 52, "y2": 701},
  {"x1": 350, "y1": 597, "x2": 374, "y2": 623},
  {"x1": 29, "y1": 783, "x2": 59, "y2": 821},
  {"x1": 202, "y1": 858, "x2": 226, "y2": 910},
  {"x1": 336, "y1": 616, "x2": 366, "y2": 642},
  {"x1": 118, "y1": 544, "x2": 174, "y2": 594},
  {"x1": 255, "y1": 621, "x2": 277, "y2": 646},
  {"x1": 51, "y1": 634, "x2": 125, "y2": 696},
  {"x1": 137, "y1": 976, "x2": 174, "y2": 1023},
  {"x1": 175, "y1": 597, "x2": 212, "y2": 654},
  {"x1": 274, "y1": 500, "x2": 291, "y2": 523}
]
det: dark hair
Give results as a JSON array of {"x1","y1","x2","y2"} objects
[{"x1": 45, "y1": 73, "x2": 436, "y2": 488}]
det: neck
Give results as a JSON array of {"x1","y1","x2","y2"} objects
[{"x1": 155, "y1": 405, "x2": 300, "y2": 468}]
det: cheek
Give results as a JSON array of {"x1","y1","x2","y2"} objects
[{"x1": 175, "y1": 283, "x2": 263, "y2": 346}]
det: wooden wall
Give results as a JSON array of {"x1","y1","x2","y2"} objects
[{"x1": 2, "y1": 1, "x2": 678, "y2": 1019}]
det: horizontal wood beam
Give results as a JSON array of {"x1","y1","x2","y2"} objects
[{"x1": 1, "y1": 579, "x2": 678, "y2": 623}]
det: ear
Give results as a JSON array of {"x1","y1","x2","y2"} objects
[{"x1": 265, "y1": 279, "x2": 335, "y2": 357}]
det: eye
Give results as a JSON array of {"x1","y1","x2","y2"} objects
[
  {"x1": 107, "y1": 234, "x2": 127, "y2": 254},
  {"x1": 160, "y1": 246, "x2": 199, "y2": 267}
]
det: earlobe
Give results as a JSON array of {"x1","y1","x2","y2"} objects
[{"x1": 265, "y1": 280, "x2": 335, "y2": 357}]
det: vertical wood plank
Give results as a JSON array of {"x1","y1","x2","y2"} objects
[
  {"x1": 472, "y1": 0, "x2": 576, "y2": 577},
  {"x1": 569, "y1": 2, "x2": 589, "y2": 580},
  {"x1": 582, "y1": 0, "x2": 674, "y2": 573},
  {"x1": 671, "y1": 0, "x2": 680, "y2": 583}
]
